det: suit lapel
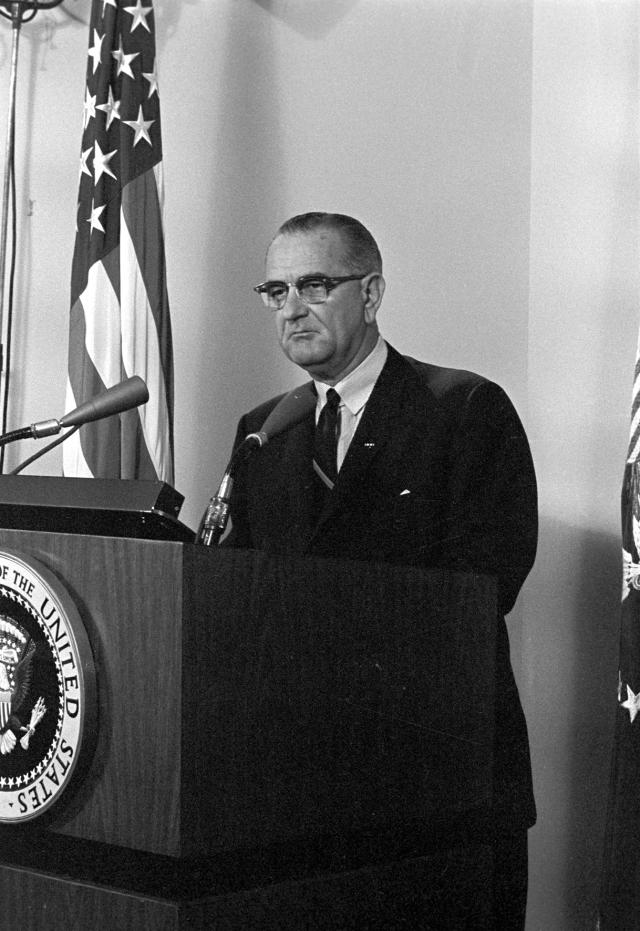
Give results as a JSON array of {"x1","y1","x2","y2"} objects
[
  {"x1": 312, "y1": 346, "x2": 432, "y2": 532},
  {"x1": 261, "y1": 347, "x2": 441, "y2": 551}
]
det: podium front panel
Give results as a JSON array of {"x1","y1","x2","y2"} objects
[{"x1": 0, "y1": 531, "x2": 496, "y2": 862}]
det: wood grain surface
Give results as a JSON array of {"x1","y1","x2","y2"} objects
[{"x1": 0, "y1": 531, "x2": 496, "y2": 862}]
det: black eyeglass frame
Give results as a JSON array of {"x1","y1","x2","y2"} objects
[{"x1": 253, "y1": 274, "x2": 369, "y2": 310}]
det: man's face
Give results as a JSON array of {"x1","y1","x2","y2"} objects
[{"x1": 265, "y1": 228, "x2": 378, "y2": 384}]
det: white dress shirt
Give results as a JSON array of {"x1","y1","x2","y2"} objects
[{"x1": 313, "y1": 336, "x2": 388, "y2": 472}]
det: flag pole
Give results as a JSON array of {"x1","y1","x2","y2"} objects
[
  {"x1": 0, "y1": 0, "x2": 65, "y2": 465},
  {"x1": 0, "y1": 3, "x2": 23, "y2": 369}
]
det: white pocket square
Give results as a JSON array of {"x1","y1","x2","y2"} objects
[{"x1": 399, "y1": 489, "x2": 411, "y2": 496}]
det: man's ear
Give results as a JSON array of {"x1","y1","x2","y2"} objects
[{"x1": 362, "y1": 273, "x2": 385, "y2": 324}]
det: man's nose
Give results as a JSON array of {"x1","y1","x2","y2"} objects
[{"x1": 280, "y1": 285, "x2": 308, "y2": 318}]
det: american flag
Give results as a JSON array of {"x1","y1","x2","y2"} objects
[
  {"x1": 64, "y1": 0, "x2": 174, "y2": 482},
  {"x1": 599, "y1": 338, "x2": 640, "y2": 927}
]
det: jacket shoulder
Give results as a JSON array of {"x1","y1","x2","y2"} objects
[
  {"x1": 390, "y1": 349, "x2": 520, "y2": 429},
  {"x1": 400, "y1": 353, "x2": 487, "y2": 400}
]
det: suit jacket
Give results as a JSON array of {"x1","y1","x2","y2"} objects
[{"x1": 225, "y1": 343, "x2": 538, "y2": 827}]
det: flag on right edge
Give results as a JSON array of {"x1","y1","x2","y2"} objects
[
  {"x1": 599, "y1": 336, "x2": 640, "y2": 929},
  {"x1": 64, "y1": 0, "x2": 174, "y2": 483}
]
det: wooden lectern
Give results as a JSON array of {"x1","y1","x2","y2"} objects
[{"x1": 0, "y1": 479, "x2": 497, "y2": 930}]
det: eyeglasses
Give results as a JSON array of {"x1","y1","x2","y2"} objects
[{"x1": 253, "y1": 274, "x2": 369, "y2": 310}]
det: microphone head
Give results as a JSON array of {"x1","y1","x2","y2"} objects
[
  {"x1": 259, "y1": 384, "x2": 316, "y2": 442},
  {"x1": 60, "y1": 376, "x2": 149, "y2": 428}
]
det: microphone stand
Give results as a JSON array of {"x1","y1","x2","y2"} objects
[
  {"x1": 196, "y1": 434, "x2": 265, "y2": 547},
  {"x1": 195, "y1": 384, "x2": 317, "y2": 546},
  {"x1": 0, "y1": 0, "x2": 65, "y2": 469},
  {"x1": 10, "y1": 423, "x2": 77, "y2": 474}
]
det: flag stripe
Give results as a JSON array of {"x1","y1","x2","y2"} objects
[
  {"x1": 122, "y1": 168, "x2": 174, "y2": 425},
  {"x1": 120, "y1": 186, "x2": 172, "y2": 481},
  {"x1": 122, "y1": 170, "x2": 164, "y2": 324},
  {"x1": 119, "y1": 406, "x2": 157, "y2": 479},
  {"x1": 66, "y1": 305, "x2": 122, "y2": 475},
  {"x1": 627, "y1": 435, "x2": 640, "y2": 465},
  {"x1": 626, "y1": 333, "x2": 640, "y2": 461},
  {"x1": 62, "y1": 422, "x2": 94, "y2": 477},
  {"x1": 79, "y1": 258, "x2": 122, "y2": 389}
]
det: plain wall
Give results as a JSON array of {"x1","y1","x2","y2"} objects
[
  {"x1": 0, "y1": 1, "x2": 635, "y2": 927},
  {"x1": 527, "y1": 2, "x2": 638, "y2": 927}
]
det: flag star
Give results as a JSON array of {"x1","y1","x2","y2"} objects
[
  {"x1": 124, "y1": 105, "x2": 154, "y2": 147},
  {"x1": 87, "y1": 29, "x2": 104, "y2": 74},
  {"x1": 124, "y1": 1, "x2": 152, "y2": 33},
  {"x1": 93, "y1": 141, "x2": 117, "y2": 183},
  {"x1": 143, "y1": 60, "x2": 159, "y2": 98},
  {"x1": 87, "y1": 201, "x2": 106, "y2": 234},
  {"x1": 83, "y1": 88, "x2": 97, "y2": 129},
  {"x1": 111, "y1": 37, "x2": 139, "y2": 79},
  {"x1": 96, "y1": 86, "x2": 121, "y2": 129},
  {"x1": 79, "y1": 147, "x2": 92, "y2": 179},
  {"x1": 622, "y1": 684, "x2": 640, "y2": 723}
]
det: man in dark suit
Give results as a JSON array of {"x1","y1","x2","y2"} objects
[{"x1": 225, "y1": 212, "x2": 537, "y2": 928}]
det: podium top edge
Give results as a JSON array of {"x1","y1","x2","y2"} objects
[{"x1": 0, "y1": 476, "x2": 194, "y2": 542}]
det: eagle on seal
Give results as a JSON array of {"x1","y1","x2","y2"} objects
[{"x1": 0, "y1": 616, "x2": 36, "y2": 755}]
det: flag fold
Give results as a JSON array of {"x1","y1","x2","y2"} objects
[{"x1": 65, "y1": 0, "x2": 174, "y2": 483}]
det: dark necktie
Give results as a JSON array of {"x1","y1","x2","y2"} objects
[{"x1": 313, "y1": 388, "x2": 341, "y2": 490}]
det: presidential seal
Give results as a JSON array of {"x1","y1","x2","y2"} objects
[{"x1": 0, "y1": 550, "x2": 96, "y2": 822}]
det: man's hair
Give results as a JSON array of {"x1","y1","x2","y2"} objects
[{"x1": 274, "y1": 212, "x2": 382, "y2": 274}]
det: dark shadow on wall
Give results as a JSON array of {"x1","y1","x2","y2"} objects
[
  {"x1": 561, "y1": 22, "x2": 640, "y2": 925},
  {"x1": 567, "y1": 528, "x2": 620, "y2": 929},
  {"x1": 154, "y1": 0, "x2": 200, "y2": 51},
  {"x1": 251, "y1": 0, "x2": 359, "y2": 40},
  {"x1": 533, "y1": 519, "x2": 621, "y2": 930},
  {"x1": 186, "y1": 2, "x2": 288, "y2": 495}
]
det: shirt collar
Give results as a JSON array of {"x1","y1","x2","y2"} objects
[{"x1": 314, "y1": 336, "x2": 388, "y2": 415}]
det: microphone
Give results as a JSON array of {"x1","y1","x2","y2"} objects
[
  {"x1": 196, "y1": 383, "x2": 316, "y2": 546},
  {"x1": 59, "y1": 376, "x2": 149, "y2": 430},
  {"x1": 0, "y1": 376, "x2": 149, "y2": 447},
  {"x1": 244, "y1": 383, "x2": 318, "y2": 448}
]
